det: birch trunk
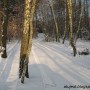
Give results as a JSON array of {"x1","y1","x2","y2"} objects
[
  {"x1": 19, "y1": 0, "x2": 31, "y2": 83},
  {"x1": 49, "y1": 1, "x2": 60, "y2": 42},
  {"x1": 75, "y1": 2, "x2": 83, "y2": 43},
  {"x1": 63, "y1": 0, "x2": 67, "y2": 44},
  {"x1": 67, "y1": 0, "x2": 77, "y2": 56},
  {"x1": 20, "y1": 0, "x2": 38, "y2": 83}
]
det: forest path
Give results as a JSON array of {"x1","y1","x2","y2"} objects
[
  {"x1": 32, "y1": 40, "x2": 90, "y2": 90},
  {"x1": 0, "y1": 39, "x2": 90, "y2": 90}
]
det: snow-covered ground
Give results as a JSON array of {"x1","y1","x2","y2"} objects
[{"x1": 0, "y1": 34, "x2": 90, "y2": 90}]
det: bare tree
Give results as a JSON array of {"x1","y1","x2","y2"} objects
[
  {"x1": 19, "y1": 0, "x2": 38, "y2": 83},
  {"x1": 1, "y1": 0, "x2": 9, "y2": 58},
  {"x1": 67, "y1": 0, "x2": 77, "y2": 56}
]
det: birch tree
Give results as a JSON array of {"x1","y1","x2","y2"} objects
[
  {"x1": 63, "y1": 0, "x2": 67, "y2": 44},
  {"x1": 49, "y1": 0, "x2": 60, "y2": 42},
  {"x1": 19, "y1": 0, "x2": 38, "y2": 83},
  {"x1": 67, "y1": 0, "x2": 77, "y2": 56}
]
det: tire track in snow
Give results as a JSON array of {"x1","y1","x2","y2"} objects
[
  {"x1": 37, "y1": 43, "x2": 90, "y2": 78},
  {"x1": 0, "y1": 41, "x2": 17, "y2": 63},
  {"x1": 6, "y1": 46, "x2": 20, "y2": 90},
  {"x1": 0, "y1": 41, "x2": 19, "y2": 78},
  {"x1": 0, "y1": 43, "x2": 20, "y2": 90},
  {"x1": 34, "y1": 43, "x2": 89, "y2": 90},
  {"x1": 36, "y1": 42, "x2": 90, "y2": 78},
  {"x1": 7, "y1": 41, "x2": 20, "y2": 53},
  {"x1": 45, "y1": 43, "x2": 90, "y2": 75},
  {"x1": 44, "y1": 42, "x2": 90, "y2": 70},
  {"x1": 32, "y1": 49, "x2": 56, "y2": 90}
]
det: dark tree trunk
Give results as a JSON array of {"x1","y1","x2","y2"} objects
[
  {"x1": 1, "y1": 0, "x2": 9, "y2": 58},
  {"x1": 19, "y1": 54, "x2": 29, "y2": 79}
]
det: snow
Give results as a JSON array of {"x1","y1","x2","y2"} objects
[{"x1": 0, "y1": 34, "x2": 90, "y2": 90}]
